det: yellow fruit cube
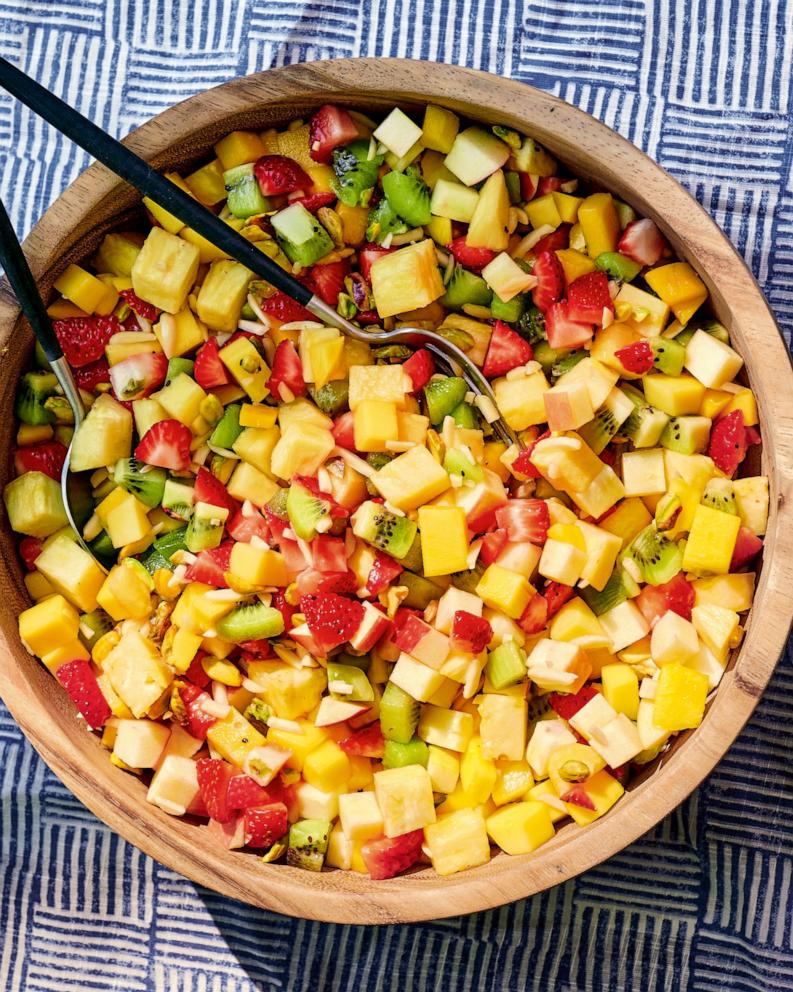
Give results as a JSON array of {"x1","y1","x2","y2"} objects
[
  {"x1": 102, "y1": 629, "x2": 172, "y2": 719},
  {"x1": 601, "y1": 663, "x2": 639, "y2": 719},
  {"x1": 538, "y1": 538, "x2": 587, "y2": 586},
  {"x1": 397, "y1": 411, "x2": 429, "y2": 445},
  {"x1": 247, "y1": 662, "x2": 325, "y2": 720},
  {"x1": 653, "y1": 663, "x2": 709, "y2": 730},
  {"x1": 645, "y1": 262, "x2": 707, "y2": 326},
  {"x1": 427, "y1": 745, "x2": 461, "y2": 794},
  {"x1": 219, "y1": 337, "x2": 270, "y2": 402},
  {"x1": 18, "y1": 595, "x2": 80, "y2": 656},
  {"x1": 163, "y1": 626, "x2": 203, "y2": 674},
  {"x1": 527, "y1": 780, "x2": 567, "y2": 823},
  {"x1": 213, "y1": 130, "x2": 267, "y2": 169},
  {"x1": 171, "y1": 582, "x2": 235, "y2": 635},
  {"x1": 478, "y1": 695, "x2": 527, "y2": 761},
  {"x1": 348, "y1": 364, "x2": 411, "y2": 410},
  {"x1": 578, "y1": 193, "x2": 620, "y2": 258},
  {"x1": 418, "y1": 505, "x2": 469, "y2": 577},
  {"x1": 424, "y1": 808, "x2": 491, "y2": 875},
  {"x1": 103, "y1": 494, "x2": 152, "y2": 549},
  {"x1": 493, "y1": 370, "x2": 550, "y2": 431},
  {"x1": 422, "y1": 105, "x2": 460, "y2": 153},
  {"x1": 530, "y1": 433, "x2": 604, "y2": 493},
  {"x1": 338, "y1": 791, "x2": 384, "y2": 843},
  {"x1": 39, "y1": 639, "x2": 90, "y2": 674},
  {"x1": 353, "y1": 400, "x2": 399, "y2": 453},
  {"x1": 24, "y1": 570, "x2": 57, "y2": 602},
  {"x1": 201, "y1": 655, "x2": 242, "y2": 687},
  {"x1": 543, "y1": 379, "x2": 595, "y2": 432},
  {"x1": 476, "y1": 565, "x2": 533, "y2": 619},
  {"x1": 693, "y1": 573, "x2": 755, "y2": 613},
  {"x1": 197, "y1": 260, "x2": 253, "y2": 334},
  {"x1": 155, "y1": 307, "x2": 208, "y2": 359},
  {"x1": 552, "y1": 192, "x2": 583, "y2": 224},
  {"x1": 269, "y1": 424, "x2": 334, "y2": 481},
  {"x1": 598, "y1": 497, "x2": 653, "y2": 549},
  {"x1": 228, "y1": 542, "x2": 287, "y2": 587},
  {"x1": 226, "y1": 463, "x2": 280, "y2": 507},
  {"x1": 141, "y1": 171, "x2": 193, "y2": 234},
  {"x1": 370, "y1": 238, "x2": 445, "y2": 318},
  {"x1": 615, "y1": 283, "x2": 670, "y2": 337},
  {"x1": 374, "y1": 765, "x2": 437, "y2": 837},
  {"x1": 491, "y1": 759, "x2": 534, "y2": 806},
  {"x1": 267, "y1": 721, "x2": 328, "y2": 770},
  {"x1": 206, "y1": 708, "x2": 266, "y2": 767},
  {"x1": 684, "y1": 330, "x2": 743, "y2": 389},
  {"x1": 96, "y1": 564, "x2": 152, "y2": 622},
  {"x1": 700, "y1": 388, "x2": 733, "y2": 420},
  {"x1": 232, "y1": 426, "x2": 279, "y2": 477},
  {"x1": 732, "y1": 476, "x2": 769, "y2": 536},
  {"x1": 561, "y1": 768, "x2": 624, "y2": 826},
  {"x1": 4, "y1": 471, "x2": 69, "y2": 539},
  {"x1": 481, "y1": 252, "x2": 537, "y2": 303},
  {"x1": 131, "y1": 227, "x2": 200, "y2": 314},
  {"x1": 460, "y1": 736, "x2": 498, "y2": 803},
  {"x1": 486, "y1": 800, "x2": 554, "y2": 855},
  {"x1": 555, "y1": 248, "x2": 596, "y2": 285},
  {"x1": 643, "y1": 374, "x2": 705, "y2": 416},
  {"x1": 53, "y1": 263, "x2": 118, "y2": 315},
  {"x1": 238, "y1": 404, "x2": 278, "y2": 430},
  {"x1": 184, "y1": 158, "x2": 227, "y2": 205},
  {"x1": 526, "y1": 193, "x2": 562, "y2": 231},
  {"x1": 549, "y1": 597, "x2": 606, "y2": 643},
  {"x1": 621, "y1": 449, "x2": 667, "y2": 497},
  {"x1": 682, "y1": 504, "x2": 741, "y2": 575},
  {"x1": 691, "y1": 604, "x2": 740, "y2": 660},
  {"x1": 372, "y1": 443, "x2": 450, "y2": 511},
  {"x1": 302, "y1": 739, "x2": 351, "y2": 793},
  {"x1": 35, "y1": 534, "x2": 106, "y2": 613},
  {"x1": 721, "y1": 387, "x2": 758, "y2": 426},
  {"x1": 180, "y1": 224, "x2": 230, "y2": 263},
  {"x1": 466, "y1": 170, "x2": 511, "y2": 250},
  {"x1": 308, "y1": 336, "x2": 346, "y2": 391}
]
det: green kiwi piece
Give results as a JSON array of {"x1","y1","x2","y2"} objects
[
  {"x1": 165, "y1": 358, "x2": 195, "y2": 386},
  {"x1": 209, "y1": 403, "x2": 243, "y2": 450},
  {"x1": 624, "y1": 525, "x2": 683, "y2": 586},
  {"x1": 287, "y1": 819, "x2": 330, "y2": 871},
  {"x1": 581, "y1": 569, "x2": 630, "y2": 616},
  {"x1": 114, "y1": 457, "x2": 167, "y2": 507},
  {"x1": 451, "y1": 564, "x2": 484, "y2": 594},
  {"x1": 379, "y1": 681, "x2": 420, "y2": 743},
  {"x1": 382, "y1": 166, "x2": 432, "y2": 227},
  {"x1": 79, "y1": 609, "x2": 114, "y2": 650},
  {"x1": 450, "y1": 401, "x2": 479, "y2": 429},
  {"x1": 423, "y1": 376, "x2": 468, "y2": 425},
  {"x1": 702, "y1": 478, "x2": 737, "y2": 515},
  {"x1": 660, "y1": 415, "x2": 711, "y2": 454},
  {"x1": 399, "y1": 571, "x2": 446, "y2": 610},
  {"x1": 366, "y1": 198, "x2": 407, "y2": 244},
  {"x1": 351, "y1": 500, "x2": 418, "y2": 560},
  {"x1": 309, "y1": 380, "x2": 349, "y2": 416},
  {"x1": 286, "y1": 481, "x2": 330, "y2": 541},
  {"x1": 382, "y1": 736, "x2": 429, "y2": 769},
  {"x1": 441, "y1": 266, "x2": 492, "y2": 310},
  {"x1": 216, "y1": 602, "x2": 285, "y2": 642},
  {"x1": 649, "y1": 337, "x2": 686, "y2": 376},
  {"x1": 443, "y1": 447, "x2": 484, "y2": 482}
]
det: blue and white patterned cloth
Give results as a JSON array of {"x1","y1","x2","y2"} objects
[{"x1": 1, "y1": 2, "x2": 792, "y2": 990}]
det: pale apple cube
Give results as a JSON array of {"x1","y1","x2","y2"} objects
[
  {"x1": 569, "y1": 693, "x2": 617, "y2": 740},
  {"x1": 684, "y1": 329, "x2": 743, "y2": 388},
  {"x1": 555, "y1": 357, "x2": 618, "y2": 410},
  {"x1": 637, "y1": 698, "x2": 672, "y2": 751},
  {"x1": 689, "y1": 643, "x2": 727, "y2": 690},
  {"x1": 338, "y1": 791, "x2": 384, "y2": 842},
  {"x1": 444, "y1": 127, "x2": 510, "y2": 187},
  {"x1": 691, "y1": 604, "x2": 740, "y2": 661},
  {"x1": 538, "y1": 538, "x2": 587, "y2": 586},
  {"x1": 434, "y1": 587, "x2": 483, "y2": 635},
  {"x1": 493, "y1": 370, "x2": 550, "y2": 431},
  {"x1": 374, "y1": 765, "x2": 437, "y2": 837},
  {"x1": 296, "y1": 782, "x2": 340, "y2": 822},
  {"x1": 621, "y1": 449, "x2": 667, "y2": 496},
  {"x1": 598, "y1": 600, "x2": 650, "y2": 653},
  {"x1": 114, "y1": 719, "x2": 171, "y2": 769},
  {"x1": 390, "y1": 652, "x2": 447, "y2": 702},
  {"x1": 325, "y1": 827, "x2": 353, "y2": 870},
  {"x1": 418, "y1": 704, "x2": 475, "y2": 752},
  {"x1": 373, "y1": 108, "x2": 423, "y2": 157},
  {"x1": 496, "y1": 541, "x2": 542, "y2": 579},
  {"x1": 483, "y1": 608, "x2": 527, "y2": 648},
  {"x1": 586, "y1": 713, "x2": 642, "y2": 768},
  {"x1": 650, "y1": 610, "x2": 699, "y2": 666},
  {"x1": 158, "y1": 724, "x2": 202, "y2": 764},
  {"x1": 543, "y1": 380, "x2": 595, "y2": 432},
  {"x1": 427, "y1": 745, "x2": 460, "y2": 794},
  {"x1": 526, "y1": 638, "x2": 582, "y2": 679},
  {"x1": 146, "y1": 755, "x2": 199, "y2": 815},
  {"x1": 481, "y1": 252, "x2": 537, "y2": 302},
  {"x1": 525, "y1": 719, "x2": 576, "y2": 779}
]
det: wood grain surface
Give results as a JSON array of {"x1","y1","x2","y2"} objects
[{"x1": 1, "y1": 59, "x2": 791, "y2": 924}]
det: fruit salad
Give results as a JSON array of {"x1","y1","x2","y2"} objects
[{"x1": 5, "y1": 101, "x2": 767, "y2": 879}]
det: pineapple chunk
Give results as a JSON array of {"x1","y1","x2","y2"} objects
[
  {"x1": 466, "y1": 170, "x2": 510, "y2": 251},
  {"x1": 93, "y1": 232, "x2": 144, "y2": 277},
  {"x1": 131, "y1": 227, "x2": 200, "y2": 314},
  {"x1": 621, "y1": 449, "x2": 667, "y2": 497},
  {"x1": 427, "y1": 745, "x2": 461, "y2": 793},
  {"x1": 418, "y1": 706, "x2": 474, "y2": 752},
  {"x1": 374, "y1": 765, "x2": 437, "y2": 837},
  {"x1": 219, "y1": 337, "x2": 270, "y2": 402},
  {"x1": 97, "y1": 563, "x2": 152, "y2": 621},
  {"x1": 372, "y1": 443, "x2": 450, "y2": 510},
  {"x1": 214, "y1": 130, "x2": 267, "y2": 169},
  {"x1": 486, "y1": 801, "x2": 554, "y2": 855},
  {"x1": 493, "y1": 370, "x2": 549, "y2": 431},
  {"x1": 196, "y1": 260, "x2": 253, "y2": 333},
  {"x1": 246, "y1": 661, "x2": 326, "y2": 719},
  {"x1": 157, "y1": 373, "x2": 208, "y2": 427},
  {"x1": 478, "y1": 694, "x2": 527, "y2": 761},
  {"x1": 555, "y1": 358, "x2": 618, "y2": 410},
  {"x1": 424, "y1": 808, "x2": 490, "y2": 875},
  {"x1": 278, "y1": 397, "x2": 333, "y2": 431},
  {"x1": 684, "y1": 329, "x2": 743, "y2": 388},
  {"x1": 370, "y1": 239, "x2": 445, "y2": 318},
  {"x1": 575, "y1": 521, "x2": 622, "y2": 591},
  {"x1": 418, "y1": 505, "x2": 469, "y2": 576},
  {"x1": 171, "y1": 582, "x2": 235, "y2": 634},
  {"x1": 114, "y1": 719, "x2": 170, "y2": 769},
  {"x1": 3, "y1": 471, "x2": 68, "y2": 538},
  {"x1": 338, "y1": 791, "x2": 384, "y2": 843},
  {"x1": 476, "y1": 565, "x2": 533, "y2": 620},
  {"x1": 18, "y1": 595, "x2": 80, "y2": 656},
  {"x1": 691, "y1": 604, "x2": 740, "y2": 660},
  {"x1": 53, "y1": 263, "x2": 118, "y2": 315},
  {"x1": 307, "y1": 335, "x2": 345, "y2": 390},
  {"x1": 397, "y1": 411, "x2": 429, "y2": 445},
  {"x1": 732, "y1": 476, "x2": 769, "y2": 536},
  {"x1": 295, "y1": 783, "x2": 339, "y2": 822},
  {"x1": 35, "y1": 533, "x2": 106, "y2": 613},
  {"x1": 233, "y1": 426, "x2": 280, "y2": 476},
  {"x1": 184, "y1": 158, "x2": 227, "y2": 205},
  {"x1": 70, "y1": 394, "x2": 133, "y2": 472},
  {"x1": 226, "y1": 462, "x2": 280, "y2": 506},
  {"x1": 491, "y1": 759, "x2": 534, "y2": 806},
  {"x1": 154, "y1": 307, "x2": 207, "y2": 359},
  {"x1": 653, "y1": 663, "x2": 709, "y2": 730},
  {"x1": 693, "y1": 573, "x2": 755, "y2": 612},
  {"x1": 348, "y1": 364, "x2": 411, "y2": 410},
  {"x1": 549, "y1": 597, "x2": 606, "y2": 643},
  {"x1": 206, "y1": 708, "x2": 266, "y2": 767},
  {"x1": 422, "y1": 105, "x2": 460, "y2": 153},
  {"x1": 615, "y1": 283, "x2": 670, "y2": 337},
  {"x1": 270, "y1": 424, "x2": 334, "y2": 480},
  {"x1": 682, "y1": 504, "x2": 741, "y2": 574},
  {"x1": 102, "y1": 629, "x2": 172, "y2": 719}
]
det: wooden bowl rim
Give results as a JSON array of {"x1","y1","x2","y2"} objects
[{"x1": 1, "y1": 58, "x2": 792, "y2": 924}]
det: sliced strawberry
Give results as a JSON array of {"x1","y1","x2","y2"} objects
[
  {"x1": 366, "y1": 552, "x2": 403, "y2": 596},
  {"x1": 14, "y1": 441, "x2": 67, "y2": 480},
  {"x1": 56, "y1": 659, "x2": 111, "y2": 729},
  {"x1": 618, "y1": 218, "x2": 666, "y2": 267},
  {"x1": 291, "y1": 190, "x2": 337, "y2": 213},
  {"x1": 566, "y1": 271, "x2": 613, "y2": 324},
  {"x1": 496, "y1": 499, "x2": 550, "y2": 544},
  {"x1": 548, "y1": 684, "x2": 599, "y2": 721},
  {"x1": 72, "y1": 356, "x2": 110, "y2": 390},
  {"x1": 518, "y1": 592, "x2": 548, "y2": 634},
  {"x1": 135, "y1": 419, "x2": 192, "y2": 471},
  {"x1": 532, "y1": 225, "x2": 570, "y2": 256},
  {"x1": 402, "y1": 349, "x2": 436, "y2": 392},
  {"x1": 312, "y1": 535, "x2": 348, "y2": 573},
  {"x1": 184, "y1": 542, "x2": 234, "y2": 588},
  {"x1": 635, "y1": 572, "x2": 694, "y2": 625},
  {"x1": 332, "y1": 411, "x2": 356, "y2": 450},
  {"x1": 615, "y1": 339, "x2": 654, "y2": 375},
  {"x1": 184, "y1": 654, "x2": 211, "y2": 689},
  {"x1": 359, "y1": 244, "x2": 395, "y2": 284},
  {"x1": 480, "y1": 528, "x2": 509, "y2": 566},
  {"x1": 257, "y1": 291, "x2": 315, "y2": 325},
  {"x1": 537, "y1": 176, "x2": 564, "y2": 195},
  {"x1": 519, "y1": 172, "x2": 538, "y2": 200},
  {"x1": 730, "y1": 526, "x2": 763, "y2": 570},
  {"x1": 178, "y1": 682, "x2": 217, "y2": 738},
  {"x1": 744, "y1": 425, "x2": 762, "y2": 448},
  {"x1": 451, "y1": 611, "x2": 493, "y2": 655},
  {"x1": 244, "y1": 802, "x2": 289, "y2": 848},
  {"x1": 267, "y1": 340, "x2": 306, "y2": 401},
  {"x1": 194, "y1": 337, "x2": 231, "y2": 389},
  {"x1": 362, "y1": 829, "x2": 424, "y2": 880},
  {"x1": 119, "y1": 288, "x2": 160, "y2": 322},
  {"x1": 52, "y1": 315, "x2": 120, "y2": 368},
  {"x1": 560, "y1": 785, "x2": 596, "y2": 810},
  {"x1": 531, "y1": 251, "x2": 564, "y2": 313},
  {"x1": 545, "y1": 300, "x2": 594, "y2": 349},
  {"x1": 309, "y1": 104, "x2": 359, "y2": 164},
  {"x1": 296, "y1": 568, "x2": 357, "y2": 597},
  {"x1": 300, "y1": 592, "x2": 364, "y2": 653},
  {"x1": 339, "y1": 722, "x2": 385, "y2": 758},
  {"x1": 292, "y1": 475, "x2": 349, "y2": 520},
  {"x1": 543, "y1": 581, "x2": 575, "y2": 619},
  {"x1": 109, "y1": 351, "x2": 168, "y2": 402},
  {"x1": 253, "y1": 154, "x2": 312, "y2": 196},
  {"x1": 708, "y1": 410, "x2": 746, "y2": 476},
  {"x1": 227, "y1": 774, "x2": 271, "y2": 811},
  {"x1": 512, "y1": 431, "x2": 550, "y2": 480},
  {"x1": 196, "y1": 757, "x2": 236, "y2": 823},
  {"x1": 227, "y1": 506, "x2": 269, "y2": 543},
  {"x1": 239, "y1": 638, "x2": 274, "y2": 659},
  {"x1": 447, "y1": 236, "x2": 497, "y2": 273},
  {"x1": 482, "y1": 320, "x2": 533, "y2": 378},
  {"x1": 194, "y1": 467, "x2": 238, "y2": 516},
  {"x1": 271, "y1": 590, "x2": 297, "y2": 630},
  {"x1": 19, "y1": 536, "x2": 43, "y2": 571},
  {"x1": 307, "y1": 259, "x2": 350, "y2": 306}
]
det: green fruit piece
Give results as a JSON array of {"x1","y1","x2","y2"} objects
[
  {"x1": 441, "y1": 266, "x2": 492, "y2": 310},
  {"x1": 490, "y1": 292, "x2": 527, "y2": 323},
  {"x1": 550, "y1": 349, "x2": 588, "y2": 380},
  {"x1": 153, "y1": 525, "x2": 189, "y2": 561},
  {"x1": 451, "y1": 565, "x2": 484, "y2": 594},
  {"x1": 334, "y1": 652, "x2": 371, "y2": 671},
  {"x1": 701, "y1": 319, "x2": 730, "y2": 343},
  {"x1": 379, "y1": 681, "x2": 420, "y2": 744},
  {"x1": 486, "y1": 641, "x2": 527, "y2": 690},
  {"x1": 659, "y1": 415, "x2": 711, "y2": 454},
  {"x1": 209, "y1": 403, "x2": 243, "y2": 451},
  {"x1": 223, "y1": 163, "x2": 271, "y2": 218},
  {"x1": 504, "y1": 170, "x2": 522, "y2": 204},
  {"x1": 216, "y1": 601, "x2": 285, "y2": 642},
  {"x1": 399, "y1": 533, "x2": 424, "y2": 573},
  {"x1": 578, "y1": 388, "x2": 635, "y2": 454},
  {"x1": 165, "y1": 357, "x2": 195, "y2": 386},
  {"x1": 326, "y1": 662, "x2": 374, "y2": 702},
  {"x1": 365, "y1": 197, "x2": 408, "y2": 244},
  {"x1": 185, "y1": 501, "x2": 227, "y2": 553},
  {"x1": 443, "y1": 447, "x2": 484, "y2": 482},
  {"x1": 382, "y1": 167, "x2": 432, "y2": 227},
  {"x1": 43, "y1": 395, "x2": 74, "y2": 425},
  {"x1": 532, "y1": 340, "x2": 558, "y2": 371},
  {"x1": 649, "y1": 337, "x2": 686, "y2": 376},
  {"x1": 654, "y1": 492, "x2": 683, "y2": 531},
  {"x1": 78, "y1": 609, "x2": 114, "y2": 650},
  {"x1": 595, "y1": 251, "x2": 641, "y2": 282},
  {"x1": 266, "y1": 485, "x2": 289, "y2": 521},
  {"x1": 3, "y1": 470, "x2": 68, "y2": 538},
  {"x1": 65, "y1": 474, "x2": 94, "y2": 530},
  {"x1": 450, "y1": 401, "x2": 479, "y2": 430},
  {"x1": 139, "y1": 544, "x2": 173, "y2": 575},
  {"x1": 423, "y1": 376, "x2": 468, "y2": 425},
  {"x1": 271, "y1": 202, "x2": 335, "y2": 267},
  {"x1": 16, "y1": 371, "x2": 58, "y2": 426},
  {"x1": 34, "y1": 340, "x2": 52, "y2": 370},
  {"x1": 309, "y1": 380, "x2": 349, "y2": 416},
  {"x1": 399, "y1": 571, "x2": 445, "y2": 610},
  {"x1": 332, "y1": 139, "x2": 383, "y2": 207},
  {"x1": 114, "y1": 457, "x2": 167, "y2": 508},
  {"x1": 620, "y1": 385, "x2": 669, "y2": 449},
  {"x1": 702, "y1": 478, "x2": 737, "y2": 515},
  {"x1": 580, "y1": 569, "x2": 631, "y2": 616},
  {"x1": 351, "y1": 500, "x2": 418, "y2": 560},
  {"x1": 624, "y1": 525, "x2": 683, "y2": 586},
  {"x1": 286, "y1": 481, "x2": 330, "y2": 542},
  {"x1": 244, "y1": 697, "x2": 272, "y2": 734},
  {"x1": 161, "y1": 479, "x2": 195, "y2": 521},
  {"x1": 527, "y1": 693, "x2": 553, "y2": 725},
  {"x1": 516, "y1": 306, "x2": 547, "y2": 345},
  {"x1": 382, "y1": 736, "x2": 429, "y2": 769},
  {"x1": 287, "y1": 818, "x2": 331, "y2": 871},
  {"x1": 87, "y1": 529, "x2": 118, "y2": 568}
]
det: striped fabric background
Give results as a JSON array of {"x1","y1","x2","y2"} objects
[{"x1": 1, "y1": 1, "x2": 792, "y2": 989}]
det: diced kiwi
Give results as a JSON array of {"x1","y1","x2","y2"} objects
[
  {"x1": 382, "y1": 166, "x2": 432, "y2": 227},
  {"x1": 87, "y1": 529, "x2": 118, "y2": 568},
  {"x1": 365, "y1": 197, "x2": 408, "y2": 244},
  {"x1": 595, "y1": 251, "x2": 642, "y2": 283},
  {"x1": 266, "y1": 486, "x2": 289, "y2": 520},
  {"x1": 139, "y1": 544, "x2": 173, "y2": 574},
  {"x1": 399, "y1": 571, "x2": 445, "y2": 610},
  {"x1": 490, "y1": 292, "x2": 527, "y2": 323},
  {"x1": 43, "y1": 396, "x2": 74, "y2": 425},
  {"x1": 79, "y1": 609, "x2": 114, "y2": 650},
  {"x1": 441, "y1": 266, "x2": 492, "y2": 310},
  {"x1": 309, "y1": 380, "x2": 349, "y2": 416},
  {"x1": 352, "y1": 500, "x2": 418, "y2": 560},
  {"x1": 332, "y1": 139, "x2": 383, "y2": 207},
  {"x1": 224, "y1": 163, "x2": 271, "y2": 218},
  {"x1": 244, "y1": 697, "x2": 272, "y2": 735},
  {"x1": 216, "y1": 601, "x2": 285, "y2": 642},
  {"x1": 527, "y1": 693, "x2": 552, "y2": 725},
  {"x1": 16, "y1": 371, "x2": 58, "y2": 426},
  {"x1": 161, "y1": 478, "x2": 195, "y2": 520},
  {"x1": 660, "y1": 415, "x2": 711, "y2": 454},
  {"x1": 382, "y1": 736, "x2": 429, "y2": 769},
  {"x1": 271, "y1": 202, "x2": 335, "y2": 268},
  {"x1": 623, "y1": 525, "x2": 683, "y2": 586},
  {"x1": 550, "y1": 349, "x2": 587, "y2": 380},
  {"x1": 621, "y1": 385, "x2": 669, "y2": 449},
  {"x1": 581, "y1": 569, "x2": 631, "y2": 615},
  {"x1": 701, "y1": 319, "x2": 730, "y2": 344},
  {"x1": 379, "y1": 680, "x2": 420, "y2": 743},
  {"x1": 532, "y1": 341, "x2": 558, "y2": 371},
  {"x1": 399, "y1": 533, "x2": 424, "y2": 573},
  {"x1": 423, "y1": 376, "x2": 468, "y2": 425},
  {"x1": 326, "y1": 662, "x2": 374, "y2": 702},
  {"x1": 516, "y1": 306, "x2": 547, "y2": 345},
  {"x1": 486, "y1": 641, "x2": 527, "y2": 690},
  {"x1": 165, "y1": 357, "x2": 195, "y2": 386},
  {"x1": 209, "y1": 403, "x2": 243, "y2": 451},
  {"x1": 335, "y1": 652, "x2": 371, "y2": 671},
  {"x1": 287, "y1": 818, "x2": 331, "y2": 871},
  {"x1": 185, "y1": 501, "x2": 226, "y2": 553},
  {"x1": 649, "y1": 337, "x2": 686, "y2": 376},
  {"x1": 450, "y1": 401, "x2": 479, "y2": 429},
  {"x1": 66, "y1": 474, "x2": 94, "y2": 530},
  {"x1": 153, "y1": 525, "x2": 189, "y2": 561},
  {"x1": 286, "y1": 481, "x2": 330, "y2": 541},
  {"x1": 702, "y1": 478, "x2": 737, "y2": 515},
  {"x1": 443, "y1": 446, "x2": 484, "y2": 482},
  {"x1": 578, "y1": 388, "x2": 634, "y2": 455},
  {"x1": 451, "y1": 564, "x2": 484, "y2": 594},
  {"x1": 114, "y1": 457, "x2": 167, "y2": 508}
]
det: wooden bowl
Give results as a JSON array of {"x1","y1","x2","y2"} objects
[{"x1": 1, "y1": 59, "x2": 792, "y2": 924}]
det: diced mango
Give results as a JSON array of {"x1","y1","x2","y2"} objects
[
  {"x1": 18, "y1": 594, "x2": 80, "y2": 656},
  {"x1": 214, "y1": 130, "x2": 267, "y2": 170},
  {"x1": 645, "y1": 262, "x2": 707, "y2": 326},
  {"x1": 555, "y1": 247, "x2": 596, "y2": 285},
  {"x1": 578, "y1": 193, "x2": 620, "y2": 258},
  {"x1": 353, "y1": 400, "x2": 399, "y2": 453},
  {"x1": 418, "y1": 505, "x2": 469, "y2": 577},
  {"x1": 267, "y1": 720, "x2": 329, "y2": 770},
  {"x1": 561, "y1": 768, "x2": 624, "y2": 826},
  {"x1": 643, "y1": 374, "x2": 705, "y2": 416},
  {"x1": 97, "y1": 563, "x2": 152, "y2": 621},
  {"x1": 476, "y1": 565, "x2": 533, "y2": 619},
  {"x1": 142, "y1": 171, "x2": 194, "y2": 234},
  {"x1": 601, "y1": 663, "x2": 639, "y2": 720},
  {"x1": 486, "y1": 800, "x2": 554, "y2": 855},
  {"x1": 184, "y1": 158, "x2": 227, "y2": 205},
  {"x1": 53, "y1": 263, "x2": 118, "y2": 315},
  {"x1": 526, "y1": 193, "x2": 562, "y2": 231},
  {"x1": 228, "y1": 542, "x2": 287, "y2": 587}
]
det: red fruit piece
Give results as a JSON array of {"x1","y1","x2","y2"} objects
[
  {"x1": 531, "y1": 251, "x2": 565, "y2": 313},
  {"x1": 532, "y1": 225, "x2": 570, "y2": 256},
  {"x1": 300, "y1": 593, "x2": 364, "y2": 652},
  {"x1": 296, "y1": 569, "x2": 358, "y2": 597},
  {"x1": 512, "y1": 431, "x2": 550, "y2": 480},
  {"x1": 537, "y1": 176, "x2": 564, "y2": 195},
  {"x1": 184, "y1": 653, "x2": 211, "y2": 689},
  {"x1": 207, "y1": 815, "x2": 245, "y2": 848},
  {"x1": 184, "y1": 542, "x2": 234, "y2": 588},
  {"x1": 135, "y1": 419, "x2": 192, "y2": 471},
  {"x1": 332, "y1": 411, "x2": 356, "y2": 450},
  {"x1": 291, "y1": 190, "x2": 337, "y2": 213},
  {"x1": 356, "y1": 309, "x2": 380, "y2": 325},
  {"x1": 271, "y1": 590, "x2": 297, "y2": 630},
  {"x1": 362, "y1": 829, "x2": 424, "y2": 880},
  {"x1": 730, "y1": 526, "x2": 763, "y2": 570},
  {"x1": 244, "y1": 802, "x2": 289, "y2": 848},
  {"x1": 239, "y1": 639, "x2": 274, "y2": 659},
  {"x1": 446, "y1": 236, "x2": 497, "y2": 273},
  {"x1": 402, "y1": 349, "x2": 436, "y2": 392},
  {"x1": 267, "y1": 339, "x2": 306, "y2": 402},
  {"x1": 257, "y1": 291, "x2": 315, "y2": 324},
  {"x1": 56, "y1": 659, "x2": 111, "y2": 729},
  {"x1": 482, "y1": 320, "x2": 533, "y2": 378},
  {"x1": 359, "y1": 244, "x2": 395, "y2": 284},
  {"x1": 548, "y1": 684, "x2": 599, "y2": 721},
  {"x1": 615, "y1": 339, "x2": 654, "y2": 375},
  {"x1": 19, "y1": 536, "x2": 43, "y2": 571},
  {"x1": 227, "y1": 774, "x2": 271, "y2": 811},
  {"x1": 544, "y1": 581, "x2": 575, "y2": 619},
  {"x1": 196, "y1": 757, "x2": 236, "y2": 823},
  {"x1": 451, "y1": 611, "x2": 493, "y2": 655},
  {"x1": 496, "y1": 499, "x2": 550, "y2": 544},
  {"x1": 618, "y1": 218, "x2": 666, "y2": 267},
  {"x1": 480, "y1": 528, "x2": 509, "y2": 566},
  {"x1": 519, "y1": 173, "x2": 538, "y2": 200},
  {"x1": 544, "y1": 300, "x2": 594, "y2": 350},
  {"x1": 178, "y1": 682, "x2": 217, "y2": 738},
  {"x1": 72, "y1": 356, "x2": 110, "y2": 390},
  {"x1": 312, "y1": 534, "x2": 348, "y2": 574},
  {"x1": 52, "y1": 315, "x2": 120, "y2": 368},
  {"x1": 339, "y1": 722, "x2": 385, "y2": 758},
  {"x1": 194, "y1": 337, "x2": 231, "y2": 389},
  {"x1": 635, "y1": 572, "x2": 694, "y2": 625},
  {"x1": 559, "y1": 785, "x2": 596, "y2": 810},
  {"x1": 366, "y1": 553, "x2": 403, "y2": 596},
  {"x1": 109, "y1": 351, "x2": 168, "y2": 402},
  {"x1": 518, "y1": 592, "x2": 548, "y2": 634},
  {"x1": 194, "y1": 467, "x2": 238, "y2": 516},
  {"x1": 307, "y1": 259, "x2": 350, "y2": 306},
  {"x1": 708, "y1": 410, "x2": 746, "y2": 476},
  {"x1": 14, "y1": 441, "x2": 67, "y2": 480},
  {"x1": 119, "y1": 288, "x2": 160, "y2": 322},
  {"x1": 566, "y1": 271, "x2": 613, "y2": 324},
  {"x1": 309, "y1": 104, "x2": 359, "y2": 164},
  {"x1": 253, "y1": 154, "x2": 312, "y2": 196},
  {"x1": 227, "y1": 505, "x2": 269, "y2": 543}
]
